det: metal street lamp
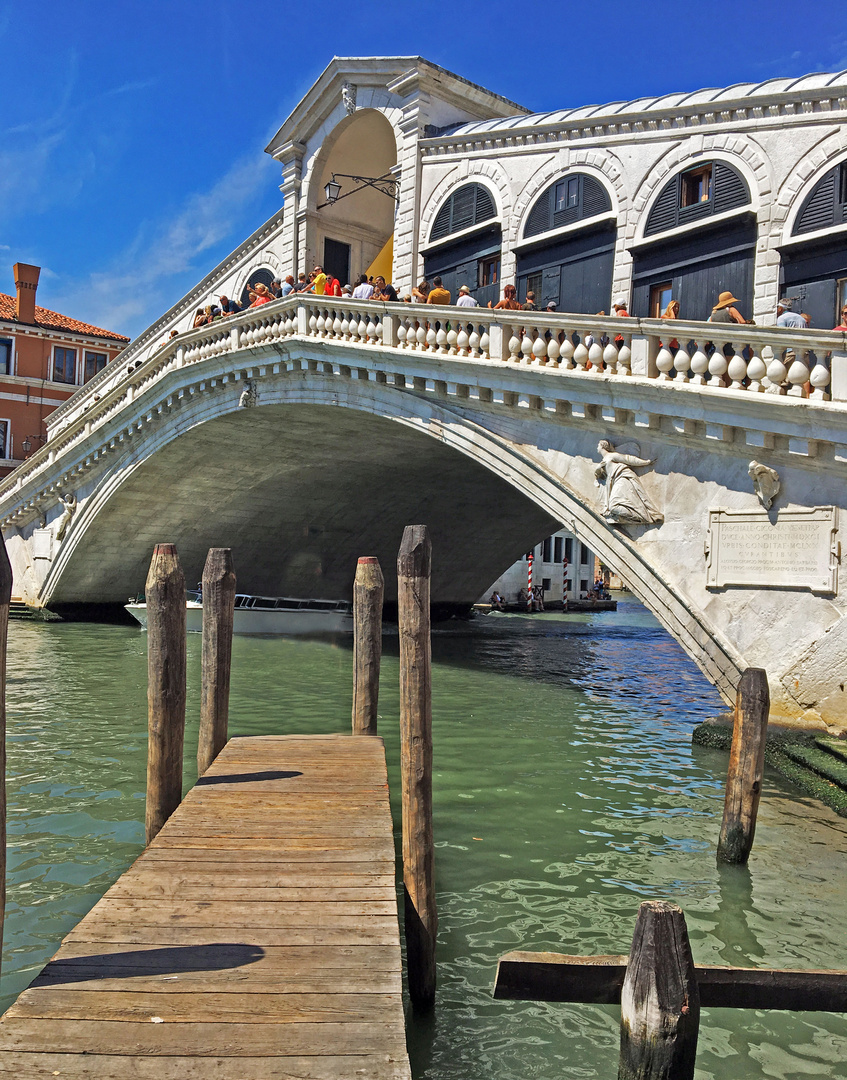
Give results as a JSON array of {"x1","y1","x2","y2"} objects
[
  {"x1": 318, "y1": 173, "x2": 398, "y2": 210},
  {"x1": 21, "y1": 434, "x2": 47, "y2": 455}
]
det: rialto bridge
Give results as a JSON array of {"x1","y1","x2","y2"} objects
[{"x1": 2, "y1": 295, "x2": 847, "y2": 730}]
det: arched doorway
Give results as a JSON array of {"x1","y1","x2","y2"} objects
[{"x1": 310, "y1": 110, "x2": 398, "y2": 287}]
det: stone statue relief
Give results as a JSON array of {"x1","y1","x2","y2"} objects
[
  {"x1": 55, "y1": 493, "x2": 77, "y2": 541},
  {"x1": 594, "y1": 440, "x2": 663, "y2": 526},
  {"x1": 341, "y1": 82, "x2": 357, "y2": 115},
  {"x1": 748, "y1": 461, "x2": 780, "y2": 509},
  {"x1": 239, "y1": 381, "x2": 257, "y2": 408}
]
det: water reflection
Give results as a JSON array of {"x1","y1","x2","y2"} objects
[{"x1": 3, "y1": 601, "x2": 847, "y2": 1079}]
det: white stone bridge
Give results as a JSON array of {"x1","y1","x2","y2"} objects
[{"x1": 3, "y1": 296, "x2": 847, "y2": 730}]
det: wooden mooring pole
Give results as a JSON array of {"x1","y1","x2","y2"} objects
[
  {"x1": 145, "y1": 543, "x2": 187, "y2": 844},
  {"x1": 198, "y1": 548, "x2": 236, "y2": 776},
  {"x1": 0, "y1": 535, "x2": 11, "y2": 984},
  {"x1": 352, "y1": 556, "x2": 384, "y2": 736},
  {"x1": 618, "y1": 900, "x2": 700, "y2": 1080},
  {"x1": 717, "y1": 668, "x2": 769, "y2": 865},
  {"x1": 398, "y1": 524, "x2": 437, "y2": 1008}
]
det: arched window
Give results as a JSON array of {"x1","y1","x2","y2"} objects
[
  {"x1": 239, "y1": 268, "x2": 275, "y2": 309},
  {"x1": 429, "y1": 183, "x2": 496, "y2": 243},
  {"x1": 523, "y1": 173, "x2": 611, "y2": 239},
  {"x1": 793, "y1": 162, "x2": 847, "y2": 235},
  {"x1": 644, "y1": 160, "x2": 750, "y2": 237}
]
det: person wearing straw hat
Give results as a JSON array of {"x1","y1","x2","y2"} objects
[
  {"x1": 709, "y1": 291, "x2": 747, "y2": 325},
  {"x1": 456, "y1": 284, "x2": 478, "y2": 308}
]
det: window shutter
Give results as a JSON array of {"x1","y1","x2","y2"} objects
[
  {"x1": 582, "y1": 176, "x2": 611, "y2": 217},
  {"x1": 645, "y1": 178, "x2": 680, "y2": 235},
  {"x1": 431, "y1": 201, "x2": 453, "y2": 241},
  {"x1": 794, "y1": 167, "x2": 837, "y2": 235},
  {"x1": 429, "y1": 183, "x2": 495, "y2": 242},
  {"x1": 525, "y1": 194, "x2": 551, "y2": 238},
  {"x1": 713, "y1": 162, "x2": 750, "y2": 215},
  {"x1": 475, "y1": 185, "x2": 495, "y2": 222}
]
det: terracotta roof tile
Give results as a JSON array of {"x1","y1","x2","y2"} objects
[{"x1": 0, "y1": 293, "x2": 130, "y2": 343}]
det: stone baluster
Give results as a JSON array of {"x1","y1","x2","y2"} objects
[
  {"x1": 366, "y1": 314, "x2": 378, "y2": 344},
  {"x1": 532, "y1": 330, "x2": 548, "y2": 366},
  {"x1": 308, "y1": 309, "x2": 318, "y2": 337},
  {"x1": 727, "y1": 349, "x2": 749, "y2": 390},
  {"x1": 520, "y1": 328, "x2": 534, "y2": 365},
  {"x1": 689, "y1": 344, "x2": 709, "y2": 384},
  {"x1": 435, "y1": 322, "x2": 448, "y2": 354},
  {"x1": 467, "y1": 324, "x2": 480, "y2": 357},
  {"x1": 456, "y1": 323, "x2": 469, "y2": 357},
  {"x1": 572, "y1": 332, "x2": 589, "y2": 372},
  {"x1": 415, "y1": 321, "x2": 427, "y2": 350},
  {"x1": 786, "y1": 348, "x2": 811, "y2": 396},
  {"x1": 547, "y1": 331, "x2": 561, "y2": 368},
  {"x1": 426, "y1": 324, "x2": 437, "y2": 352},
  {"x1": 708, "y1": 347, "x2": 729, "y2": 387},
  {"x1": 479, "y1": 323, "x2": 492, "y2": 360},
  {"x1": 559, "y1": 329, "x2": 575, "y2": 370},
  {"x1": 617, "y1": 335, "x2": 632, "y2": 376},
  {"x1": 672, "y1": 347, "x2": 690, "y2": 382},
  {"x1": 809, "y1": 355, "x2": 831, "y2": 399},
  {"x1": 746, "y1": 348, "x2": 767, "y2": 392},
  {"x1": 603, "y1": 341, "x2": 619, "y2": 375},
  {"x1": 357, "y1": 312, "x2": 369, "y2": 345},
  {"x1": 655, "y1": 345, "x2": 674, "y2": 381},
  {"x1": 507, "y1": 324, "x2": 521, "y2": 363},
  {"x1": 587, "y1": 340, "x2": 604, "y2": 374},
  {"x1": 764, "y1": 346, "x2": 786, "y2": 393},
  {"x1": 396, "y1": 315, "x2": 408, "y2": 349}
]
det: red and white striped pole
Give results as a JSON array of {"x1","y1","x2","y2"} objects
[
  {"x1": 527, "y1": 553, "x2": 534, "y2": 611},
  {"x1": 562, "y1": 557, "x2": 569, "y2": 610}
]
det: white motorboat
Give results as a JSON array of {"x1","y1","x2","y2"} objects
[{"x1": 125, "y1": 591, "x2": 353, "y2": 635}]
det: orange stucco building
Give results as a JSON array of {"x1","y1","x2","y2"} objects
[{"x1": 0, "y1": 263, "x2": 129, "y2": 476}]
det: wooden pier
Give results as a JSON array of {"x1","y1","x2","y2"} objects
[{"x1": 0, "y1": 734, "x2": 411, "y2": 1079}]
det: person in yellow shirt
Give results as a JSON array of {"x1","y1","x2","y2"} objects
[
  {"x1": 309, "y1": 266, "x2": 328, "y2": 295},
  {"x1": 426, "y1": 276, "x2": 451, "y2": 304}
]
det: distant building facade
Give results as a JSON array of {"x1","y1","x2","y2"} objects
[
  {"x1": 0, "y1": 264, "x2": 128, "y2": 475},
  {"x1": 481, "y1": 530, "x2": 598, "y2": 605}
]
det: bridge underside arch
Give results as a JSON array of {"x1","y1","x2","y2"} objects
[{"x1": 51, "y1": 404, "x2": 560, "y2": 610}]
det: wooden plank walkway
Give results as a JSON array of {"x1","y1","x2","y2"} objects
[{"x1": 0, "y1": 734, "x2": 412, "y2": 1079}]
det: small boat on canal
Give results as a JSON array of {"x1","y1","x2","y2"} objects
[{"x1": 125, "y1": 591, "x2": 354, "y2": 635}]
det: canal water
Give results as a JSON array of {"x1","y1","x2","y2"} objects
[{"x1": 5, "y1": 598, "x2": 847, "y2": 1078}]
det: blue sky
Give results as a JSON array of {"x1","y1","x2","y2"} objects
[{"x1": 2, "y1": 0, "x2": 845, "y2": 340}]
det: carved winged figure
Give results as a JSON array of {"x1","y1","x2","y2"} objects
[{"x1": 594, "y1": 440, "x2": 663, "y2": 525}]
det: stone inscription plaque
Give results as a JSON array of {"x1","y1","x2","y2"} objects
[{"x1": 706, "y1": 507, "x2": 838, "y2": 594}]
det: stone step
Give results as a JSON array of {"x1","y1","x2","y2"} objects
[
  {"x1": 816, "y1": 737, "x2": 847, "y2": 766},
  {"x1": 780, "y1": 742, "x2": 847, "y2": 788},
  {"x1": 692, "y1": 719, "x2": 847, "y2": 819}
]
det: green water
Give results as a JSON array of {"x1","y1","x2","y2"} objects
[{"x1": 5, "y1": 601, "x2": 847, "y2": 1078}]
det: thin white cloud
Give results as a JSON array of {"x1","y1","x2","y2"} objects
[{"x1": 46, "y1": 152, "x2": 275, "y2": 336}]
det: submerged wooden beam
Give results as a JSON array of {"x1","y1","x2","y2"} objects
[{"x1": 494, "y1": 950, "x2": 847, "y2": 1011}]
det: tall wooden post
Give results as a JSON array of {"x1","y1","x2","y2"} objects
[
  {"x1": 352, "y1": 556, "x2": 384, "y2": 736},
  {"x1": 398, "y1": 525, "x2": 436, "y2": 1008},
  {"x1": 145, "y1": 544, "x2": 187, "y2": 844},
  {"x1": 0, "y1": 534, "x2": 12, "y2": 984},
  {"x1": 717, "y1": 668, "x2": 769, "y2": 865},
  {"x1": 619, "y1": 900, "x2": 700, "y2": 1080},
  {"x1": 198, "y1": 548, "x2": 236, "y2": 776}
]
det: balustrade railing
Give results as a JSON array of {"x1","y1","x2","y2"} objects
[{"x1": 30, "y1": 297, "x2": 847, "y2": 487}]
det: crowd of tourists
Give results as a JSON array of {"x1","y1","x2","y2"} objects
[{"x1": 187, "y1": 261, "x2": 847, "y2": 334}]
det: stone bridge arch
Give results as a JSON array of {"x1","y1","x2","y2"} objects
[{"x1": 36, "y1": 375, "x2": 744, "y2": 707}]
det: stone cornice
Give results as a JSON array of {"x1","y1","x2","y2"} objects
[{"x1": 420, "y1": 88, "x2": 847, "y2": 158}]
